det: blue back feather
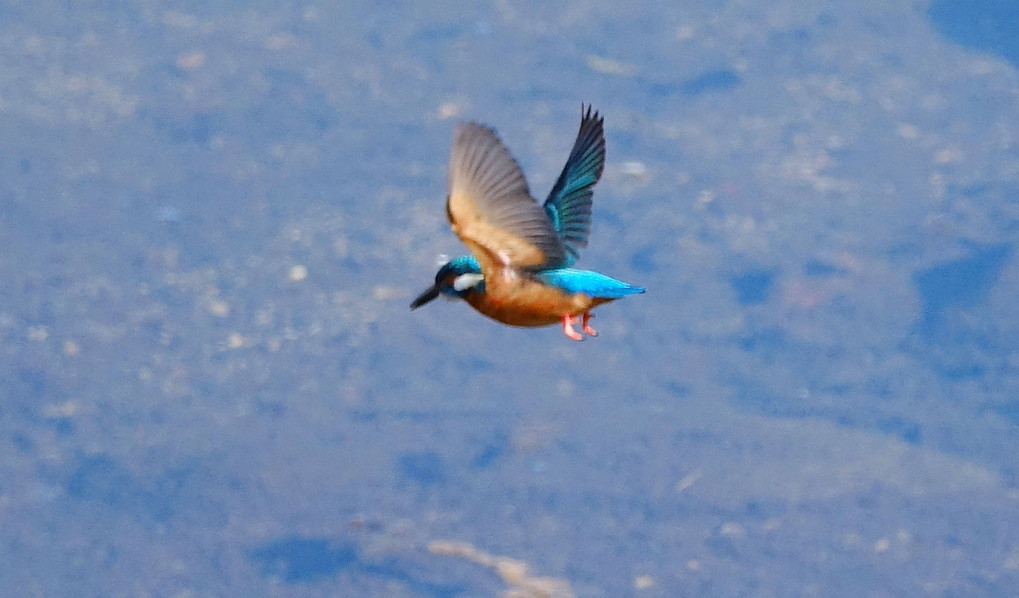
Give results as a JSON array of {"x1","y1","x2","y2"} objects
[
  {"x1": 534, "y1": 268, "x2": 645, "y2": 299},
  {"x1": 442, "y1": 256, "x2": 642, "y2": 300}
]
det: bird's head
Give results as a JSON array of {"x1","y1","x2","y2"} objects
[{"x1": 410, "y1": 255, "x2": 485, "y2": 309}]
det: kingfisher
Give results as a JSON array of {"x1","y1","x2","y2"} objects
[{"x1": 410, "y1": 105, "x2": 644, "y2": 340}]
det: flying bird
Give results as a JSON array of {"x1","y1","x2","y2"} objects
[{"x1": 411, "y1": 105, "x2": 644, "y2": 340}]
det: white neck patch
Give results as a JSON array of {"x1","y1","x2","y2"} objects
[{"x1": 453, "y1": 272, "x2": 485, "y2": 291}]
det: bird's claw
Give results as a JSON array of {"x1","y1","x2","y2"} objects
[
  {"x1": 563, "y1": 313, "x2": 597, "y2": 341},
  {"x1": 562, "y1": 315, "x2": 584, "y2": 341}
]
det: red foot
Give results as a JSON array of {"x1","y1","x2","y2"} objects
[
  {"x1": 562, "y1": 315, "x2": 583, "y2": 341},
  {"x1": 582, "y1": 312, "x2": 598, "y2": 336}
]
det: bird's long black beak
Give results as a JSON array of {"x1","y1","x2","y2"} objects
[{"x1": 410, "y1": 284, "x2": 441, "y2": 309}]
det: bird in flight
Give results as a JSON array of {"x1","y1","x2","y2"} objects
[{"x1": 411, "y1": 105, "x2": 644, "y2": 340}]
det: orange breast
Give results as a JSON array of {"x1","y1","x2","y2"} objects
[{"x1": 465, "y1": 271, "x2": 614, "y2": 327}]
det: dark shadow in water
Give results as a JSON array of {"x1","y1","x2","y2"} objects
[
  {"x1": 929, "y1": 0, "x2": 1019, "y2": 66},
  {"x1": 398, "y1": 450, "x2": 447, "y2": 487},
  {"x1": 905, "y1": 243, "x2": 1012, "y2": 381},
  {"x1": 471, "y1": 431, "x2": 509, "y2": 470},
  {"x1": 249, "y1": 536, "x2": 468, "y2": 596},
  {"x1": 645, "y1": 69, "x2": 742, "y2": 99},
  {"x1": 729, "y1": 269, "x2": 776, "y2": 306},
  {"x1": 679, "y1": 69, "x2": 742, "y2": 97},
  {"x1": 629, "y1": 244, "x2": 657, "y2": 275},
  {"x1": 876, "y1": 416, "x2": 922, "y2": 444},
  {"x1": 804, "y1": 259, "x2": 850, "y2": 278},
  {"x1": 913, "y1": 243, "x2": 1011, "y2": 336},
  {"x1": 250, "y1": 537, "x2": 357, "y2": 583},
  {"x1": 65, "y1": 453, "x2": 222, "y2": 525}
]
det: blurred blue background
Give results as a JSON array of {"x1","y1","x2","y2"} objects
[{"x1": 2, "y1": 1, "x2": 1018, "y2": 596}]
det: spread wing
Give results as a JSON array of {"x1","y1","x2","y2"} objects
[
  {"x1": 446, "y1": 122, "x2": 566, "y2": 278},
  {"x1": 542, "y1": 105, "x2": 605, "y2": 267}
]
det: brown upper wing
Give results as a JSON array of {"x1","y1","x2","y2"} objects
[{"x1": 446, "y1": 123, "x2": 566, "y2": 278}]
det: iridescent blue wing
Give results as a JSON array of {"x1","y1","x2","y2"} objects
[
  {"x1": 534, "y1": 268, "x2": 644, "y2": 299},
  {"x1": 447, "y1": 123, "x2": 566, "y2": 278},
  {"x1": 542, "y1": 105, "x2": 605, "y2": 267}
]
